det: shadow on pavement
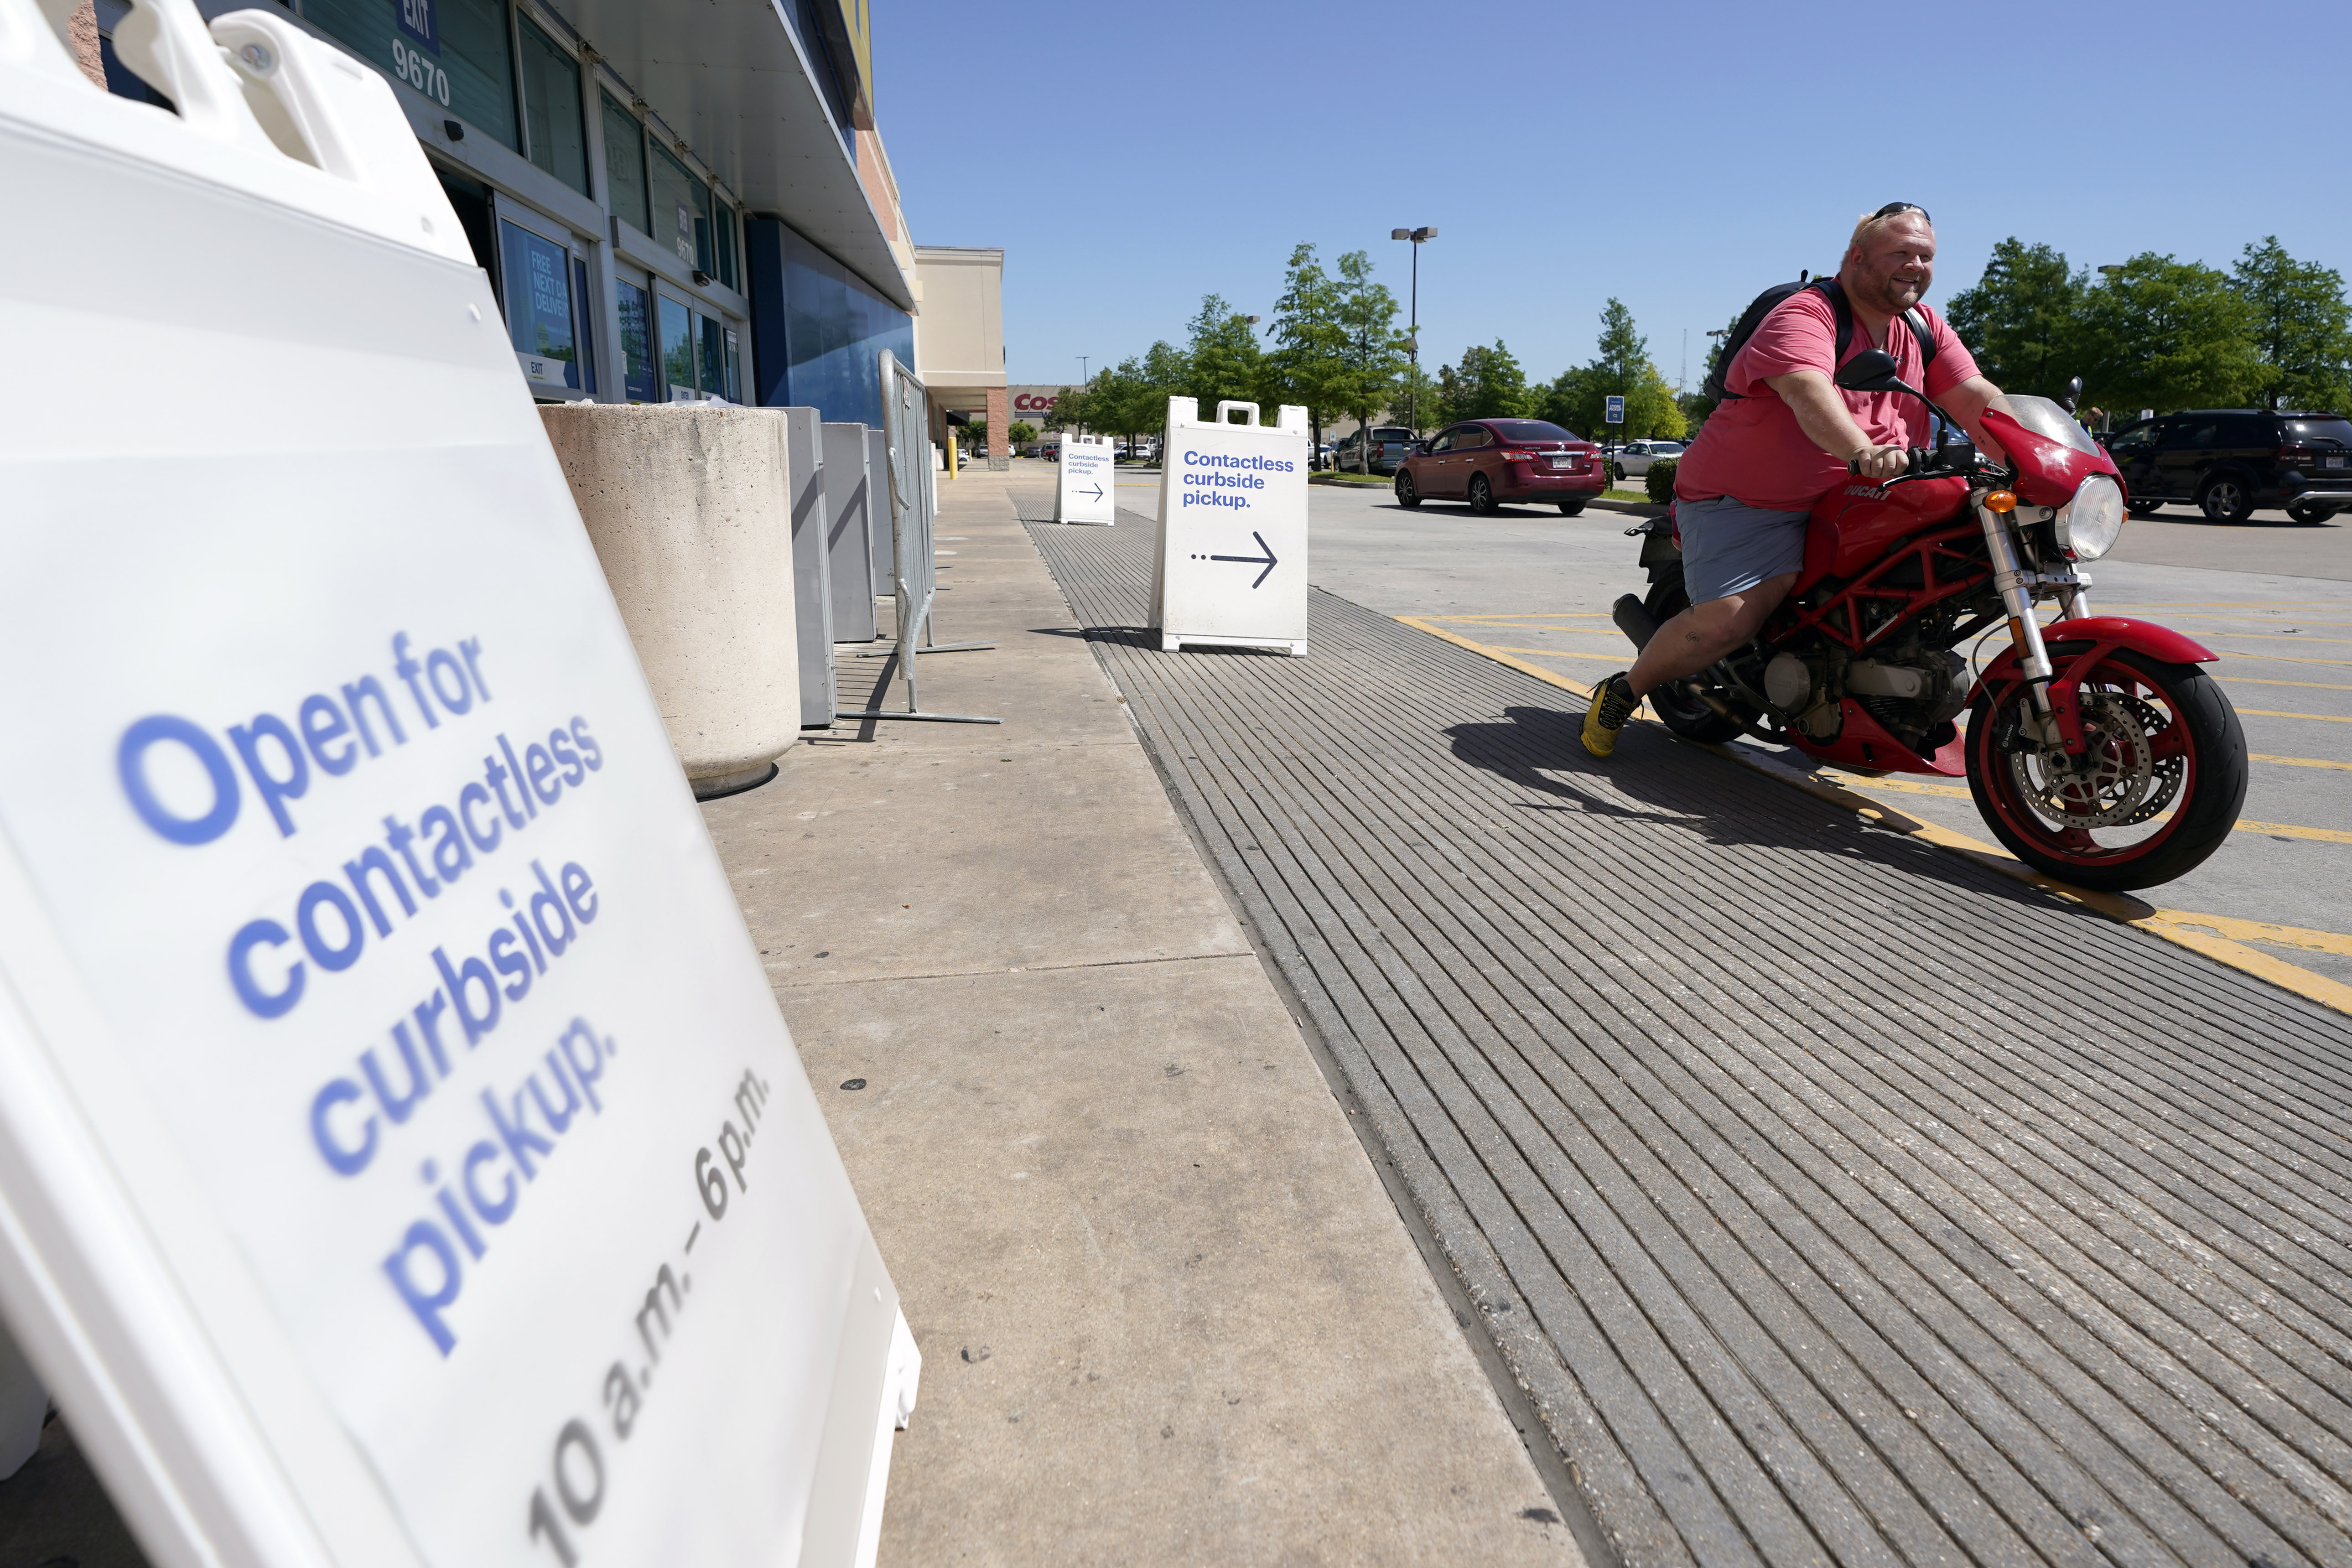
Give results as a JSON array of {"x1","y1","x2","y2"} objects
[{"x1": 1442, "y1": 704, "x2": 2098, "y2": 917}]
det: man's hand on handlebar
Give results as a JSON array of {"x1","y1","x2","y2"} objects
[{"x1": 1847, "y1": 443, "x2": 1912, "y2": 480}]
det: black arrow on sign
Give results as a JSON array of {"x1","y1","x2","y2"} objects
[{"x1": 1209, "y1": 530, "x2": 1280, "y2": 588}]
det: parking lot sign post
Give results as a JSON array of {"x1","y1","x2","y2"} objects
[{"x1": 1151, "y1": 399, "x2": 1310, "y2": 656}]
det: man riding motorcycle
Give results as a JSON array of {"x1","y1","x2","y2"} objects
[{"x1": 1583, "y1": 203, "x2": 2018, "y2": 757}]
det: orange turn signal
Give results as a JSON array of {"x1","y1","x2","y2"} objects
[{"x1": 1984, "y1": 490, "x2": 2018, "y2": 513}]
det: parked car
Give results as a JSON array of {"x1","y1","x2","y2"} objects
[
  {"x1": 1393, "y1": 418, "x2": 1605, "y2": 516},
  {"x1": 1332, "y1": 426, "x2": 1417, "y2": 474},
  {"x1": 1314, "y1": 441, "x2": 1334, "y2": 470},
  {"x1": 1609, "y1": 439, "x2": 1686, "y2": 482},
  {"x1": 2104, "y1": 409, "x2": 2352, "y2": 523}
]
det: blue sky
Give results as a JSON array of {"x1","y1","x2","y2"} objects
[{"x1": 876, "y1": 0, "x2": 2350, "y2": 393}]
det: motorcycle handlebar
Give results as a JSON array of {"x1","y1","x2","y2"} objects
[{"x1": 1845, "y1": 447, "x2": 1933, "y2": 478}]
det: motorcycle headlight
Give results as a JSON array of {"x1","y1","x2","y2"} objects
[{"x1": 2054, "y1": 473, "x2": 2125, "y2": 561}]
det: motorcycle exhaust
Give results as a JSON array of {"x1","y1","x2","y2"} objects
[{"x1": 1612, "y1": 594, "x2": 1659, "y2": 650}]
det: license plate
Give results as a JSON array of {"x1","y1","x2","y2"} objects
[
  {"x1": 2326, "y1": 455, "x2": 2346, "y2": 469},
  {"x1": 1550, "y1": 457, "x2": 1578, "y2": 470}
]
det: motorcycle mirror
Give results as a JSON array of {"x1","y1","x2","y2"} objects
[
  {"x1": 1833, "y1": 349, "x2": 1913, "y2": 394},
  {"x1": 2059, "y1": 375, "x2": 2083, "y2": 414}
]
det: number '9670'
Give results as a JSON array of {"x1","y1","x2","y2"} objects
[{"x1": 390, "y1": 38, "x2": 450, "y2": 105}]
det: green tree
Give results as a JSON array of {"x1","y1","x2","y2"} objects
[
  {"x1": 1046, "y1": 384, "x2": 1090, "y2": 433},
  {"x1": 1592, "y1": 297, "x2": 1646, "y2": 397},
  {"x1": 1332, "y1": 251, "x2": 1406, "y2": 470},
  {"x1": 1390, "y1": 361, "x2": 1441, "y2": 434},
  {"x1": 1264, "y1": 243, "x2": 1350, "y2": 452},
  {"x1": 1536, "y1": 301, "x2": 1679, "y2": 440},
  {"x1": 1535, "y1": 365, "x2": 1598, "y2": 438},
  {"x1": 2074, "y1": 253, "x2": 2262, "y2": 415},
  {"x1": 1943, "y1": 239, "x2": 2086, "y2": 401},
  {"x1": 2233, "y1": 236, "x2": 2352, "y2": 412},
  {"x1": 1436, "y1": 340, "x2": 1531, "y2": 422},
  {"x1": 1007, "y1": 420, "x2": 1037, "y2": 446},
  {"x1": 1624, "y1": 360, "x2": 1685, "y2": 440},
  {"x1": 1184, "y1": 294, "x2": 1269, "y2": 420}
]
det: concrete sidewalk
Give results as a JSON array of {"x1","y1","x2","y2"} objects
[{"x1": 700, "y1": 467, "x2": 1574, "y2": 1564}]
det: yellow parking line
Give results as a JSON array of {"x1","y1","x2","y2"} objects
[
  {"x1": 1426, "y1": 612, "x2": 1617, "y2": 622},
  {"x1": 2243, "y1": 708, "x2": 2352, "y2": 724},
  {"x1": 2218, "y1": 652, "x2": 2352, "y2": 668},
  {"x1": 2227, "y1": 676, "x2": 2352, "y2": 691},
  {"x1": 1396, "y1": 613, "x2": 2352, "y2": 1017},
  {"x1": 2253, "y1": 752, "x2": 2352, "y2": 772},
  {"x1": 2240, "y1": 819, "x2": 2352, "y2": 844},
  {"x1": 1491, "y1": 647, "x2": 1627, "y2": 660},
  {"x1": 1820, "y1": 772, "x2": 2352, "y2": 844}
]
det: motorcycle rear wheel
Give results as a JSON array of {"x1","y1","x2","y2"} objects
[
  {"x1": 1965, "y1": 646, "x2": 2246, "y2": 891},
  {"x1": 1641, "y1": 577, "x2": 1747, "y2": 744}
]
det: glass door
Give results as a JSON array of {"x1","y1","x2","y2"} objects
[
  {"x1": 656, "y1": 292, "x2": 696, "y2": 401},
  {"x1": 496, "y1": 207, "x2": 588, "y2": 400},
  {"x1": 616, "y1": 277, "x2": 658, "y2": 403}
]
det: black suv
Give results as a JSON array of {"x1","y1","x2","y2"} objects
[{"x1": 2104, "y1": 409, "x2": 2352, "y2": 524}]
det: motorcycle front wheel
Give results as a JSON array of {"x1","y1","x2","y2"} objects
[{"x1": 1965, "y1": 645, "x2": 2247, "y2": 891}]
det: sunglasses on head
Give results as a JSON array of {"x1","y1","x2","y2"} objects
[{"x1": 1872, "y1": 202, "x2": 1931, "y2": 222}]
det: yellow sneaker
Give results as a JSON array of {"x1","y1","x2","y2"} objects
[{"x1": 1581, "y1": 673, "x2": 1639, "y2": 758}]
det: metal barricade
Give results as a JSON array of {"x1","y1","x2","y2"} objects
[{"x1": 838, "y1": 351, "x2": 999, "y2": 724}]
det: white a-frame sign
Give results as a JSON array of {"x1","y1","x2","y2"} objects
[{"x1": 0, "y1": 4, "x2": 916, "y2": 1564}]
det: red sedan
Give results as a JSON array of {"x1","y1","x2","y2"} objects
[{"x1": 1393, "y1": 419, "x2": 1605, "y2": 516}]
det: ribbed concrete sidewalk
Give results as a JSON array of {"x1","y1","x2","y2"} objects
[{"x1": 700, "y1": 464, "x2": 1575, "y2": 1565}]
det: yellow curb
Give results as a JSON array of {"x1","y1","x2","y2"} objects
[{"x1": 1394, "y1": 613, "x2": 2352, "y2": 1018}]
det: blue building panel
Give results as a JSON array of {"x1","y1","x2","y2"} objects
[{"x1": 745, "y1": 217, "x2": 913, "y2": 430}]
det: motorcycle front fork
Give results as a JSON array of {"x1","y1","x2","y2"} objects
[{"x1": 1980, "y1": 498, "x2": 2091, "y2": 751}]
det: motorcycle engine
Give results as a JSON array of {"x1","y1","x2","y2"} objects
[{"x1": 1855, "y1": 650, "x2": 1971, "y2": 753}]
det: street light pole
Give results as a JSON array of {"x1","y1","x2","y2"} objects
[{"x1": 1391, "y1": 226, "x2": 1437, "y2": 437}]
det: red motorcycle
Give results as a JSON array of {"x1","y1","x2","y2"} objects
[{"x1": 1617, "y1": 349, "x2": 2248, "y2": 892}]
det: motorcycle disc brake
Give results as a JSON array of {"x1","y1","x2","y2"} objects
[{"x1": 2009, "y1": 691, "x2": 2168, "y2": 829}]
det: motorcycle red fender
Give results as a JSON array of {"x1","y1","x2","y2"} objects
[{"x1": 1974, "y1": 617, "x2": 2219, "y2": 755}]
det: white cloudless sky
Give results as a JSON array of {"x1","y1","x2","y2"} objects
[{"x1": 875, "y1": 0, "x2": 2349, "y2": 393}]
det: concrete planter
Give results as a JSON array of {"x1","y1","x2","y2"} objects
[{"x1": 540, "y1": 404, "x2": 798, "y2": 798}]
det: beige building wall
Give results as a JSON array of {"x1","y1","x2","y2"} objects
[{"x1": 913, "y1": 245, "x2": 1008, "y2": 468}]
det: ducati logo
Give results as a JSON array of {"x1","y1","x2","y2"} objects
[{"x1": 1844, "y1": 483, "x2": 1887, "y2": 498}]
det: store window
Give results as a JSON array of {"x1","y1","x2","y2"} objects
[
  {"x1": 698, "y1": 315, "x2": 725, "y2": 401},
  {"x1": 306, "y1": 0, "x2": 516, "y2": 150},
  {"x1": 515, "y1": 14, "x2": 587, "y2": 196},
  {"x1": 647, "y1": 144, "x2": 706, "y2": 273},
  {"x1": 657, "y1": 294, "x2": 695, "y2": 398},
  {"x1": 617, "y1": 280, "x2": 657, "y2": 402},
  {"x1": 713, "y1": 203, "x2": 737, "y2": 292},
  {"x1": 601, "y1": 93, "x2": 650, "y2": 237},
  {"x1": 499, "y1": 218, "x2": 580, "y2": 395}
]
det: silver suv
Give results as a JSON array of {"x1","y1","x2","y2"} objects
[{"x1": 1333, "y1": 426, "x2": 1417, "y2": 473}]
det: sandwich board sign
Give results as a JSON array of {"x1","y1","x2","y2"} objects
[
  {"x1": 1149, "y1": 399, "x2": 1310, "y2": 656},
  {"x1": 0, "y1": 7, "x2": 915, "y2": 1567},
  {"x1": 1053, "y1": 433, "x2": 1115, "y2": 525}
]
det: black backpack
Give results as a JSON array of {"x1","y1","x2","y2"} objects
[{"x1": 1702, "y1": 274, "x2": 1937, "y2": 402}]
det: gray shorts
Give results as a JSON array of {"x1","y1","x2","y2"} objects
[{"x1": 1675, "y1": 493, "x2": 1811, "y2": 604}]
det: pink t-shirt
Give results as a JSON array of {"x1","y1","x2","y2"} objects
[{"x1": 1675, "y1": 288, "x2": 1980, "y2": 511}]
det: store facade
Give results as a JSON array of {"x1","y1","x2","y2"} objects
[{"x1": 92, "y1": 0, "x2": 914, "y2": 421}]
